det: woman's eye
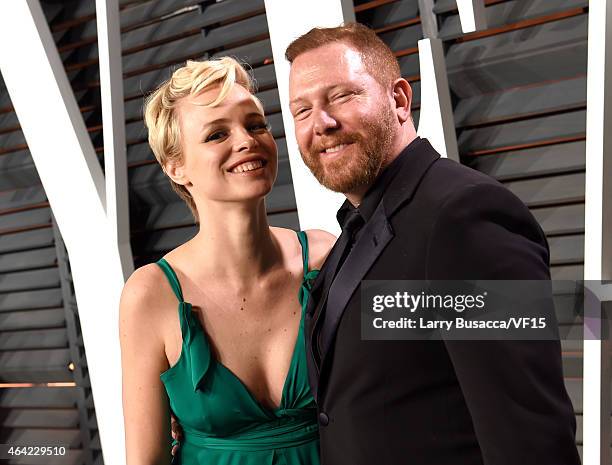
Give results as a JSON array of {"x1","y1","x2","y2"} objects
[
  {"x1": 204, "y1": 131, "x2": 227, "y2": 142},
  {"x1": 249, "y1": 122, "x2": 270, "y2": 132}
]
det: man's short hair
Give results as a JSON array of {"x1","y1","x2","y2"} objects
[{"x1": 285, "y1": 22, "x2": 401, "y2": 86}]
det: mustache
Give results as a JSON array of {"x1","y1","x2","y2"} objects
[{"x1": 309, "y1": 133, "x2": 361, "y2": 155}]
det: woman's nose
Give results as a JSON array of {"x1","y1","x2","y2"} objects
[{"x1": 235, "y1": 130, "x2": 258, "y2": 152}]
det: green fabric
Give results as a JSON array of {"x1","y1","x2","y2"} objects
[{"x1": 157, "y1": 231, "x2": 320, "y2": 465}]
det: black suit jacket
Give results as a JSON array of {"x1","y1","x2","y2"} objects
[{"x1": 305, "y1": 139, "x2": 580, "y2": 465}]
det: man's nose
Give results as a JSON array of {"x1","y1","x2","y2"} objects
[{"x1": 313, "y1": 109, "x2": 339, "y2": 135}]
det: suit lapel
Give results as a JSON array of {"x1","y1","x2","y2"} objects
[
  {"x1": 319, "y1": 202, "x2": 394, "y2": 361},
  {"x1": 382, "y1": 139, "x2": 440, "y2": 217}
]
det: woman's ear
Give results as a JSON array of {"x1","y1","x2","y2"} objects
[
  {"x1": 392, "y1": 78, "x2": 413, "y2": 124},
  {"x1": 164, "y1": 162, "x2": 191, "y2": 187}
]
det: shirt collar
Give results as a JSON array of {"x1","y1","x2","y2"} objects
[{"x1": 337, "y1": 137, "x2": 423, "y2": 228}]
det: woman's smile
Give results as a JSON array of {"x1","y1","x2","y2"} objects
[{"x1": 228, "y1": 156, "x2": 269, "y2": 174}]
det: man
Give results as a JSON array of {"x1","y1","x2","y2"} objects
[{"x1": 286, "y1": 23, "x2": 580, "y2": 465}]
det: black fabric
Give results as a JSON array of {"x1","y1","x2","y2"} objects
[
  {"x1": 315, "y1": 208, "x2": 364, "y2": 356},
  {"x1": 305, "y1": 138, "x2": 580, "y2": 465},
  {"x1": 316, "y1": 138, "x2": 424, "y2": 361},
  {"x1": 333, "y1": 207, "x2": 365, "y2": 273}
]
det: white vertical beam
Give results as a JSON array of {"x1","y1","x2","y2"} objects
[
  {"x1": 416, "y1": 38, "x2": 459, "y2": 161},
  {"x1": 584, "y1": 0, "x2": 612, "y2": 464},
  {"x1": 264, "y1": 0, "x2": 355, "y2": 235},
  {"x1": 0, "y1": 2, "x2": 127, "y2": 465},
  {"x1": 456, "y1": 0, "x2": 487, "y2": 33},
  {"x1": 417, "y1": 0, "x2": 488, "y2": 159},
  {"x1": 96, "y1": 0, "x2": 134, "y2": 280}
]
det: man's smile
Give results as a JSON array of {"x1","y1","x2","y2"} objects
[{"x1": 320, "y1": 142, "x2": 354, "y2": 158}]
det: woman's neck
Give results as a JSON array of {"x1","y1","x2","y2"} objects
[{"x1": 189, "y1": 198, "x2": 281, "y2": 286}]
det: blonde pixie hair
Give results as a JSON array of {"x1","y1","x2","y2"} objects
[{"x1": 143, "y1": 57, "x2": 261, "y2": 221}]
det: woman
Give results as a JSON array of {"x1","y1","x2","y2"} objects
[{"x1": 119, "y1": 57, "x2": 335, "y2": 465}]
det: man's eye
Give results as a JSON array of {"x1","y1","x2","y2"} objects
[
  {"x1": 333, "y1": 92, "x2": 352, "y2": 102},
  {"x1": 294, "y1": 108, "x2": 311, "y2": 119},
  {"x1": 204, "y1": 131, "x2": 227, "y2": 142}
]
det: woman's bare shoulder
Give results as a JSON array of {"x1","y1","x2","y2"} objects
[
  {"x1": 120, "y1": 263, "x2": 175, "y2": 326},
  {"x1": 122, "y1": 264, "x2": 165, "y2": 303},
  {"x1": 303, "y1": 229, "x2": 337, "y2": 270}
]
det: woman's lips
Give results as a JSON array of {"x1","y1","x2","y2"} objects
[{"x1": 229, "y1": 159, "x2": 265, "y2": 173}]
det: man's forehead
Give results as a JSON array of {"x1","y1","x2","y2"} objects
[
  {"x1": 291, "y1": 42, "x2": 364, "y2": 73},
  {"x1": 289, "y1": 43, "x2": 368, "y2": 96}
]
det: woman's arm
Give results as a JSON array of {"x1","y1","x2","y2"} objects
[{"x1": 119, "y1": 267, "x2": 173, "y2": 465}]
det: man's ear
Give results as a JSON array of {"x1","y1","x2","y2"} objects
[
  {"x1": 391, "y1": 78, "x2": 413, "y2": 124},
  {"x1": 164, "y1": 161, "x2": 191, "y2": 187}
]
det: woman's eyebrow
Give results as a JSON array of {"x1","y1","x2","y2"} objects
[
  {"x1": 200, "y1": 118, "x2": 230, "y2": 134},
  {"x1": 245, "y1": 112, "x2": 265, "y2": 118}
]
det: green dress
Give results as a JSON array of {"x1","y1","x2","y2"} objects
[{"x1": 156, "y1": 231, "x2": 321, "y2": 465}]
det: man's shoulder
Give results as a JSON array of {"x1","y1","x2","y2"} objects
[
  {"x1": 389, "y1": 155, "x2": 538, "y2": 237},
  {"x1": 395, "y1": 156, "x2": 506, "y2": 210},
  {"x1": 428, "y1": 157, "x2": 501, "y2": 191}
]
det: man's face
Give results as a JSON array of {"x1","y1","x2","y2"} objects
[{"x1": 289, "y1": 42, "x2": 396, "y2": 196}]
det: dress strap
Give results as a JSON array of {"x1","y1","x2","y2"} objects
[
  {"x1": 296, "y1": 231, "x2": 309, "y2": 279},
  {"x1": 156, "y1": 258, "x2": 185, "y2": 303}
]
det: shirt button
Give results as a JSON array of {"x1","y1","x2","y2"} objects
[{"x1": 319, "y1": 412, "x2": 329, "y2": 426}]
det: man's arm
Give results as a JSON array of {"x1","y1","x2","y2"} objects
[{"x1": 426, "y1": 182, "x2": 580, "y2": 465}]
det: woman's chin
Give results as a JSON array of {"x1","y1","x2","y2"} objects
[
  {"x1": 199, "y1": 178, "x2": 275, "y2": 205},
  {"x1": 232, "y1": 183, "x2": 274, "y2": 203}
]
